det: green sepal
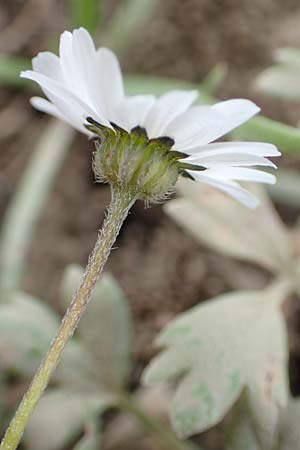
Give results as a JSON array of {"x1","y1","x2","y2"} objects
[{"x1": 91, "y1": 121, "x2": 180, "y2": 203}]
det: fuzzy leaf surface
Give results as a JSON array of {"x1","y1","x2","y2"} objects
[
  {"x1": 256, "y1": 65, "x2": 300, "y2": 100},
  {"x1": 256, "y1": 48, "x2": 300, "y2": 100},
  {"x1": 165, "y1": 180, "x2": 292, "y2": 273},
  {"x1": 24, "y1": 390, "x2": 104, "y2": 450},
  {"x1": 0, "y1": 291, "x2": 59, "y2": 376},
  {"x1": 143, "y1": 284, "x2": 289, "y2": 449}
]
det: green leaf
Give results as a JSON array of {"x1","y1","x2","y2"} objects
[
  {"x1": 24, "y1": 390, "x2": 103, "y2": 450},
  {"x1": 69, "y1": 0, "x2": 100, "y2": 34},
  {"x1": 143, "y1": 283, "x2": 289, "y2": 449},
  {"x1": 60, "y1": 264, "x2": 132, "y2": 392},
  {"x1": 100, "y1": 0, "x2": 159, "y2": 55},
  {"x1": 233, "y1": 114, "x2": 300, "y2": 154},
  {"x1": 200, "y1": 63, "x2": 227, "y2": 96},
  {"x1": 0, "y1": 291, "x2": 59, "y2": 376},
  {"x1": 165, "y1": 180, "x2": 292, "y2": 274},
  {"x1": 0, "y1": 120, "x2": 75, "y2": 292},
  {"x1": 0, "y1": 55, "x2": 30, "y2": 87}
]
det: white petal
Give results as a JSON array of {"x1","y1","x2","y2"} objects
[
  {"x1": 72, "y1": 27, "x2": 110, "y2": 115},
  {"x1": 182, "y1": 143, "x2": 279, "y2": 168},
  {"x1": 72, "y1": 27, "x2": 97, "y2": 99},
  {"x1": 32, "y1": 52, "x2": 62, "y2": 82},
  {"x1": 143, "y1": 90, "x2": 198, "y2": 138},
  {"x1": 213, "y1": 99, "x2": 259, "y2": 126},
  {"x1": 113, "y1": 95, "x2": 156, "y2": 131},
  {"x1": 30, "y1": 96, "x2": 64, "y2": 118},
  {"x1": 96, "y1": 47, "x2": 125, "y2": 119},
  {"x1": 59, "y1": 29, "x2": 98, "y2": 104},
  {"x1": 188, "y1": 171, "x2": 260, "y2": 208},
  {"x1": 22, "y1": 28, "x2": 127, "y2": 134},
  {"x1": 183, "y1": 141, "x2": 280, "y2": 157},
  {"x1": 30, "y1": 96, "x2": 90, "y2": 135},
  {"x1": 183, "y1": 153, "x2": 276, "y2": 168},
  {"x1": 169, "y1": 99, "x2": 260, "y2": 151},
  {"x1": 166, "y1": 105, "x2": 223, "y2": 150},
  {"x1": 32, "y1": 52, "x2": 64, "y2": 103},
  {"x1": 59, "y1": 31, "x2": 82, "y2": 94},
  {"x1": 32, "y1": 90, "x2": 91, "y2": 133},
  {"x1": 21, "y1": 70, "x2": 111, "y2": 128},
  {"x1": 201, "y1": 167, "x2": 276, "y2": 184},
  {"x1": 72, "y1": 27, "x2": 96, "y2": 61}
]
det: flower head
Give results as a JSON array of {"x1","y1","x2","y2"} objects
[{"x1": 21, "y1": 27, "x2": 280, "y2": 207}]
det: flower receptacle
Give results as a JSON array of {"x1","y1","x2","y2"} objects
[{"x1": 87, "y1": 118, "x2": 180, "y2": 203}]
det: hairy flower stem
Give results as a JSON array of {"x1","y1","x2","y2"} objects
[{"x1": 0, "y1": 186, "x2": 137, "y2": 450}]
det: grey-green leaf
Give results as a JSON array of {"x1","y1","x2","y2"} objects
[
  {"x1": 60, "y1": 264, "x2": 132, "y2": 392},
  {"x1": 276, "y1": 47, "x2": 300, "y2": 65},
  {"x1": 24, "y1": 390, "x2": 103, "y2": 450},
  {"x1": 143, "y1": 283, "x2": 289, "y2": 449},
  {"x1": 256, "y1": 65, "x2": 300, "y2": 100},
  {"x1": 0, "y1": 291, "x2": 59, "y2": 376},
  {"x1": 165, "y1": 180, "x2": 292, "y2": 274},
  {"x1": 256, "y1": 47, "x2": 300, "y2": 100},
  {"x1": 54, "y1": 338, "x2": 99, "y2": 392}
]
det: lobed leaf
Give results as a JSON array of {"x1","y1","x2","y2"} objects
[
  {"x1": 143, "y1": 283, "x2": 289, "y2": 449},
  {"x1": 165, "y1": 180, "x2": 292, "y2": 274}
]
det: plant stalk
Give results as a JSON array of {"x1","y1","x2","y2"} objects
[{"x1": 0, "y1": 186, "x2": 137, "y2": 450}]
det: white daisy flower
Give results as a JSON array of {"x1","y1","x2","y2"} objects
[{"x1": 21, "y1": 27, "x2": 280, "y2": 208}]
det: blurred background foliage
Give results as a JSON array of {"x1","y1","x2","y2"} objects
[{"x1": 2, "y1": 1, "x2": 300, "y2": 450}]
